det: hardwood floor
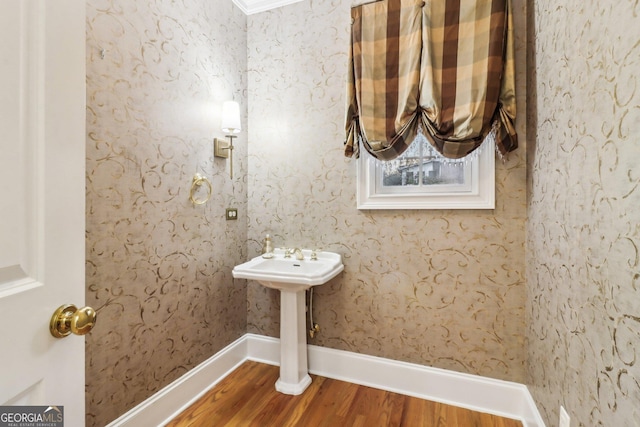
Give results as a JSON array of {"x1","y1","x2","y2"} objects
[{"x1": 167, "y1": 361, "x2": 523, "y2": 427}]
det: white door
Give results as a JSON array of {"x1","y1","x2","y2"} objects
[{"x1": 0, "y1": 0, "x2": 87, "y2": 425}]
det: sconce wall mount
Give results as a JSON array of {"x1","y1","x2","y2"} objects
[
  {"x1": 214, "y1": 101, "x2": 241, "y2": 179},
  {"x1": 213, "y1": 138, "x2": 230, "y2": 159}
]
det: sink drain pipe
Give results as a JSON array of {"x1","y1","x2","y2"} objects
[{"x1": 308, "y1": 288, "x2": 320, "y2": 338}]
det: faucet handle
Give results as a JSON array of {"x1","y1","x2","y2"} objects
[
  {"x1": 310, "y1": 249, "x2": 321, "y2": 261},
  {"x1": 283, "y1": 248, "x2": 294, "y2": 258}
]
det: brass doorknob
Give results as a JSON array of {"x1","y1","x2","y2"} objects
[{"x1": 49, "y1": 304, "x2": 97, "y2": 338}]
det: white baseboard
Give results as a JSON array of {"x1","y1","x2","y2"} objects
[
  {"x1": 106, "y1": 335, "x2": 247, "y2": 427},
  {"x1": 315, "y1": 345, "x2": 546, "y2": 427},
  {"x1": 107, "y1": 333, "x2": 545, "y2": 427}
]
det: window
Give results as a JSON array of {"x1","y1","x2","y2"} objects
[{"x1": 356, "y1": 134, "x2": 495, "y2": 210}]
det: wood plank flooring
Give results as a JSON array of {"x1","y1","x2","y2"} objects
[{"x1": 167, "y1": 361, "x2": 523, "y2": 427}]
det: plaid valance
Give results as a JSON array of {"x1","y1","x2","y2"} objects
[{"x1": 345, "y1": 0, "x2": 517, "y2": 161}]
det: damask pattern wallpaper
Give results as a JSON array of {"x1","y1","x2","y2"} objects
[
  {"x1": 246, "y1": 0, "x2": 528, "y2": 383},
  {"x1": 85, "y1": 1, "x2": 248, "y2": 425},
  {"x1": 527, "y1": 1, "x2": 640, "y2": 426},
  {"x1": 83, "y1": 0, "x2": 640, "y2": 425}
]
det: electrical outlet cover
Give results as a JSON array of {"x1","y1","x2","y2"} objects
[{"x1": 225, "y1": 208, "x2": 238, "y2": 220}]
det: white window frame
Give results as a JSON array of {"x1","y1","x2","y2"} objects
[{"x1": 356, "y1": 139, "x2": 495, "y2": 210}]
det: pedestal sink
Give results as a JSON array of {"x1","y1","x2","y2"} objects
[{"x1": 232, "y1": 248, "x2": 344, "y2": 395}]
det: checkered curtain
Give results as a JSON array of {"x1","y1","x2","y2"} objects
[{"x1": 344, "y1": 0, "x2": 517, "y2": 161}]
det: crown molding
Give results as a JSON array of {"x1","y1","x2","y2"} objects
[{"x1": 232, "y1": 0, "x2": 304, "y2": 15}]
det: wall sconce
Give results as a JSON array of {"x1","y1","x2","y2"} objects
[{"x1": 214, "y1": 101, "x2": 241, "y2": 179}]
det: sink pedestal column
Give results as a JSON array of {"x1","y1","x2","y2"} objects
[{"x1": 275, "y1": 288, "x2": 312, "y2": 395}]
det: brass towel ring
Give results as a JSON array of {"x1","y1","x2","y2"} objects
[{"x1": 189, "y1": 173, "x2": 212, "y2": 205}]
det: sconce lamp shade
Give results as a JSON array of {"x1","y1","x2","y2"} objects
[{"x1": 221, "y1": 101, "x2": 241, "y2": 134}]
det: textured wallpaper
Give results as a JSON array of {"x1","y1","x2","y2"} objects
[
  {"x1": 527, "y1": 1, "x2": 640, "y2": 426},
  {"x1": 246, "y1": 0, "x2": 528, "y2": 383},
  {"x1": 85, "y1": 1, "x2": 248, "y2": 425},
  {"x1": 81, "y1": 0, "x2": 640, "y2": 424}
]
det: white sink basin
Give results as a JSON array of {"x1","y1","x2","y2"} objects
[
  {"x1": 232, "y1": 248, "x2": 344, "y2": 395},
  {"x1": 232, "y1": 249, "x2": 344, "y2": 291}
]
